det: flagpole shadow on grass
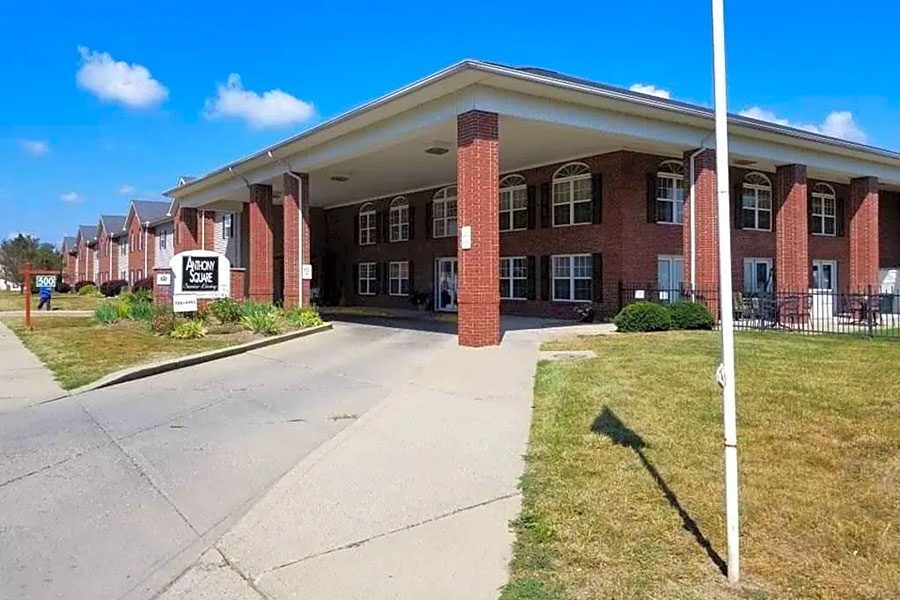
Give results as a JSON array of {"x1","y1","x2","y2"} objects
[{"x1": 591, "y1": 406, "x2": 727, "y2": 576}]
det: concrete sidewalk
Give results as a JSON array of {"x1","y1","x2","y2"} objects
[
  {"x1": 158, "y1": 324, "x2": 563, "y2": 600},
  {"x1": 0, "y1": 321, "x2": 64, "y2": 412}
]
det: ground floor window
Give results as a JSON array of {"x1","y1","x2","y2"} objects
[
  {"x1": 812, "y1": 259, "x2": 837, "y2": 291},
  {"x1": 743, "y1": 258, "x2": 772, "y2": 295},
  {"x1": 500, "y1": 257, "x2": 528, "y2": 300},
  {"x1": 359, "y1": 262, "x2": 377, "y2": 295},
  {"x1": 552, "y1": 254, "x2": 592, "y2": 301},
  {"x1": 389, "y1": 261, "x2": 409, "y2": 296}
]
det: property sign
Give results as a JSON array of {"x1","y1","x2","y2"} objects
[
  {"x1": 155, "y1": 272, "x2": 171, "y2": 286},
  {"x1": 302, "y1": 264, "x2": 313, "y2": 280},
  {"x1": 169, "y1": 250, "x2": 231, "y2": 299},
  {"x1": 34, "y1": 275, "x2": 57, "y2": 288},
  {"x1": 173, "y1": 294, "x2": 198, "y2": 313}
]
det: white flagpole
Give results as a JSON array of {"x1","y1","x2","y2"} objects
[{"x1": 711, "y1": 0, "x2": 741, "y2": 584}]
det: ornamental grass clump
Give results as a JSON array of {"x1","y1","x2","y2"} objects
[
  {"x1": 170, "y1": 319, "x2": 208, "y2": 340},
  {"x1": 94, "y1": 301, "x2": 120, "y2": 325},
  {"x1": 241, "y1": 307, "x2": 281, "y2": 336}
]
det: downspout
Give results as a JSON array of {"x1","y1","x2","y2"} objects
[
  {"x1": 108, "y1": 237, "x2": 112, "y2": 281},
  {"x1": 229, "y1": 166, "x2": 253, "y2": 273},
  {"x1": 143, "y1": 224, "x2": 149, "y2": 277},
  {"x1": 688, "y1": 132, "x2": 715, "y2": 291},
  {"x1": 267, "y1": 151, "x2": 304, "y2": 308},
  {"x1": 201, "y1": 210, "x2": 206, "y2": 250}
]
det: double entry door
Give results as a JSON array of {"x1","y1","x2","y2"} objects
[{"x1": 435, "y1": 257, "x2": 458, "y2": 312}]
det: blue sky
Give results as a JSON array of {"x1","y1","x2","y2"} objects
[{"x1": 2, "y1": 0, "x2": 898, "y2": 244}]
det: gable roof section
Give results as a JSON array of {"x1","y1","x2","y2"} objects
[
  {"x1": 77, "y1": 225, "x2": 98, "y2": 244},
  {"x1": 125, "y1": 200, "x2": 171, "y2": 229},
  {"x1": 61, "y1": 236, "x2": 77, "y2": 253},
  {"x1": 97, "y1": 215, "x2": 127, "y2": 238}
]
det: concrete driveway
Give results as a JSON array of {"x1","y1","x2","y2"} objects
[{"x1": 0, "y1": 321, "x2": 468, "y2": 600}]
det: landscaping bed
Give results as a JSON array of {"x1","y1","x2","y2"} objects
[{"x1": 504, "y1": 331, "x2": 899, "y2": 599}]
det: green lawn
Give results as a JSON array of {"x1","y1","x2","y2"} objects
[
  {"x1": 504, "y1": 331, "x2": 900, "y2": 600},
  {"x1": 0, "y1": 290, "x2": 103, "y2": 311},
  {"x1": 2, "y1": 317, "x2": 243, "y2": 389}
]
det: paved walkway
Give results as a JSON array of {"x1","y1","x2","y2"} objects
[{"x1": 0, "y1": 321, "x2": 65, "y2": 412}]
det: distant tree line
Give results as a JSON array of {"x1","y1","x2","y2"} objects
[{"x1": 0, "y1": 234, "x2": 63, "y2": 290}]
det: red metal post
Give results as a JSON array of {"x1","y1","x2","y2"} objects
[{"x1": 23, "y1": 263, "x2": 32, "y2": 330}]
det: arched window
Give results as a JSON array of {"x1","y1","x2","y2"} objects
[
  {"x1": 389, "y1": 197, "x2": 409, "y2": 242},
  {"x1": 552, "y1": 162, "x2": 592, "y2": 226},
  {"x1": 655, "y1": 160, "x2": 684, "y2": 224},
  {"x1": 741, "y1": 172, "x2": 772, "y2": 230},
  {"x1": 499, "y1": 174, "x2": 528, "y2": 232},
  {"x1": 432, "y1": 186, "x2": 458, "y2": 238},
  {"x1": 811, "y1": 183, "x2": 837, "y2": 236},
  {"x1": 358, "y1": 202, "x2": 377, "y2": 245}
]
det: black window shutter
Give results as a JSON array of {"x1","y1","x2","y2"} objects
[
  {"x1": 733, "y1": 182, "x2": 744, "y2": 229},
  {"x1": 381, "y1": 262, "x2": 389, "y2": 294},
  {"x1": 526, "y1": 256, "x2": 537, "y2": 300},
  {"x1": 424, "y1": 201, "x2": 433, "y2": 239},
  {"x1": 837, "y1": 195, "x2": 846, "y2": 237},
  {"x1": 807, "y1": 188, "x2": 814, "y2": 234},
  {"x1": 591, "y1": 173, "x2": 603, "y2": 224},
  {"x1": 408, "y1": 260, "x2": 415, "y2": 293},
  {"x1": 354, "y1": 213, "x2": 361, "y2": 245},
  {"x1": 540, "y1": 255, "x2": 551, "y2": 300},
  {"x1": 526, "y1": 185, "x2": 537, "y2": 229},
  {"x1": 647, "y1": 173, "x2": 658, "y2": 223},
  {"x1": 592, "y1": 253, "x2": 603, "y2": 303},
  {"x1": 353, "y1": 263, "x2": 360, "y2": 295},
  {"x1": 407, "y1": 205, "x2": 415, "y2": 240},
  {"x1": 540, "y1": 183, "x2": 551, "y2": 228},
  {"x1": 380, "y1": 209, "x2": 389, "y2": 244}
]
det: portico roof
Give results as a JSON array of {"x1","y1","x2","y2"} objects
[{"x1": 166, "y1": 59, "x2": 900, "y2": 209}]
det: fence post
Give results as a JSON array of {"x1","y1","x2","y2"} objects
[
  {"x1": 617, "y1": 280, "x2": 623, "y2": 313},
  {"x1": 867, "y1": 284, "x2": 874, "y2": 338}
]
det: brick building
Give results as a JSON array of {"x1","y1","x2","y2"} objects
[
  {"x1": 162, "y1": 61, "x2": 900, "y2": 346},
  {"x1": 61, "y1": 236, "x2": 77, "y2": 284},
  {"x1": 95, "y1": 215, "x2": 126, "y2": 284},
  {"x1": 74, "y1": 225, "x2": 98, "y2": 283},
  {"x1": 123, "y1": 200, "x2": 170, "y2": 284}
]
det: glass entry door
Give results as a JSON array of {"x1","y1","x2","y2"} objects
[{"x1": 435, "y1": 257, "x2": 458, "y2": 312}]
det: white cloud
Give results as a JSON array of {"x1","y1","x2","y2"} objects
[
  {"x1": 76, "y1": 46, "x2": 168, "y2": 108},
  {"x1": 739, "y1": 106, "x2": 867, "y2": 143},
  {"x1": 629, "y1": 83, "x2": 671, "y2": 99},
  {"x1": 117, "y1": 184, "x2": 136, "y2": 195},
  {"x1": 60, "y1": 191, "x2": 83, "y2": 203},
  {"x1": 204, "y1": 73, "x2": 315, "y2": 128},
  {"x1": 21, "y1": 139, "x2": 50, "y2": 157}
]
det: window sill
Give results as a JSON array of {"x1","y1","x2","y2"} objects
[
  {"x1": 741, "y1": 227, "x2": 772, "y2": 232},
  {"x1": 656, "y1": 221, "x2": 684, "y2": 226},
  {"x1": 500, "y1": 227, "x2": 529, "y2": 233},
  {"x1": 551, "y1": 221, "x2": 593, "y2": 228},
  {"x1": 389, "y1": 238, "x2": 409, "y2": 243},
  {"x1": 358, "y1": 292, "x2": 376, "y2": 296},
  {"x1": 551, "y1": 298, "x2": 593, "y2": 303},
  {"x1": 389, "y1": 293, "x2": 410, "y2": 297},
  {"x1": 501, "y1": 297, "x2": 529, "y2": 301},
  {"x1": 811, "y1": 232, "x2": 837, "y2": 238}
]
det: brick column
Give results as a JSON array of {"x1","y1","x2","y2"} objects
[
  {"x1": 457, "y1": 110, "x2": 500, "y2": 347},
  {"x1": 201, "y1": 210, "x2": 216, "y2": 251},
  {"x1": 774, "y1": 164, "x2": 809, "y2": 293},
  {"x1": 248, "y1": 183, "x2": 274, "y2": 302},
  {"x1": 683, "y1": 149, "x2": 719, "y2": 306},
  {"x1": 849, "y1": 176, "x2": 880, "y2": 291},
  {"x1": 176, "y1": 207, "x2": 200, "y2": 253},
  {"x1": 283, "y1": 172, "x2": 311, "y2": 309}
]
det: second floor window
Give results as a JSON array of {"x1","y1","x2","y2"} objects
[
  {"x1": 389, "y1": 197, "x2": 409, "y2": 242},
  {"x1": 656, "y1": 161, "x2": 684, "y2": 224},
  {"x1": 811, "y1": 183, "x2": 837, "y2": 236},
  {"x1": 741, "y1": 173, "x2": 772, "y2": 231},
  {"x1": 433, "y1": 186, "x2": 458, "y2": 238},
  {"x1": 500, "y1": 175, "x2": 528, "y2": 231},
  {"x1": 359, "y1": 203, "x2": 376, "y2": 245},
  {"x1": 223, "y1": 214, "x2": 234, "y2": 239},
  {"x1": 552, "y1": 163, "x2": 592, "y2": 226}
]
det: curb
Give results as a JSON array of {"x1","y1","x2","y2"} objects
[{"x1": 65, "y1": 323, "x2": 333, "y2": 397}]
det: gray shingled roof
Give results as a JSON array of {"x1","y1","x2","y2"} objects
[
  {"x1": 99, "y1": 215, "x2": 126, "y2": 237},
  {"x1": 78, "y1": 225, "x2": 97, "y2": 243},
  {"x1": 131, "y1": 200, "x2": 170, "y2": 224},
  {"x1": 62, "y1": 236, "x2": 77, "y2": 253}
]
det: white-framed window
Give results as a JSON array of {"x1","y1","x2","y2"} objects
[
  {"x1": 657, "y1": 255, "x2": 684, "y2": 303},
  {"x1": 552, "y1": 163, "x2": 592, "y2": 227},
  {"x1": 389, "y1": 197, "x2": 409, "y2": 242},
  {"x1": 158, "y1": 230, "x2": 167, "y2": 249},
  {"x1": 741, "y1": 173, "x2": 772, "y2": 230},
  {"x1": 552, "y1": 254, "x2": 592, "y2": 302},
  {"x1": 223, "y1": 213, "x2": 234, "y2": 239},
  {"x1": 743, "y1": 258, "x2": 773, "y2": 294},
  {"x1": 656, "y1": 161, "x2": 684, "y2": 224},
  {"x1": 500, "y1": 174, "x2": 528, "y2": 232},
  {"x1": 500, "y1": 256, "x2": 528, "y2": 300},
  {"x1": 358, "y1": 262, "x2": 377, "y2": 295},
  {"x1": 811, "y1": 183, "x2": 837, "y2": 236},
  {"x1": 812, "y1": 259, "x2": 837, "y2": 291},
  {"x1": 389, "y1": 261, "x2": 410, "y2": 296},
  {"x1": 432, "y1": 186, "x2": 458, "y2": 238},
  {"x1": 359, "y1": 203, "x2": 377, "y2": 246}
]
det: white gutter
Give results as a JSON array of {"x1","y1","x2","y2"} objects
[
  {"x1": 268, "y1": 150, "x2": 304, "y2": 308},
  {"x1": 143, "y1": 225, "x2": 149, "y2": 276},
  {"x1": 201, "y1": 210, "x2": 206, "y2": 250}
]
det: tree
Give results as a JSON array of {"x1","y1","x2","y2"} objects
[{"x1": 0, "y1": 235, "x2": 63, "y2": 291}]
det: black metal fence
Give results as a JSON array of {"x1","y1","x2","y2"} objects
[{"x1": 619, "y1": 283, "x2": 900, "y2": 339}]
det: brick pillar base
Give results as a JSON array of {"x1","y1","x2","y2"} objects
[
  {"x1": 683, "y1": 148, "x2": 719, "y2": 317},
  {"x1": 282, "y1": 172, "x2": 311, "y2": 309},
  {"x1": 849, "y1": 176, "x2": 880, "y2": 291},
  {"x1": 457, "y1": 110, "x2": 500, "y2": 347},
  {"x1": 775, "y1": 164, "x2": 809, "y2": 294},
  {"x1": 230, "y1": 268, "x2": 247, "y2": 300},
  {"x1": 248, "y1": 184, "x2": 274, "y2": 302},
  {"x1": 153, "y1": 268, "x2": 173, "y2": 305}
]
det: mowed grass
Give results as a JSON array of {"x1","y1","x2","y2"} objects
[
  {"x1": 0, "y1": 290, "x2": 103, "y2": 311},
  {"x1": 2, "y1": 317, "x2": 238, "y2": 389},
  {"x1": 504, "y1": 331, "x2": 900, "y2": 600}
]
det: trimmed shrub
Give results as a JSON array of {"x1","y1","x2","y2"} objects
[
  {"x1": 77, "y1": 283, "x2": 98, "y2": 296},
  {"x1": 55, "y1": 281, "x2": 72, "y2": 294},
  {"x1": 94, "y1": 301, "x2": 120, "y2": 325},
  {"x1": 285, "y1": 307, "x2": 324, "y2": 329},
  {"x1": 170, "y1": 319, "x2": 208, "y2": 340},
  {"x1": 241, "y1": 309, "x2": 281, "y2": 336},
  {"x1": 99, "y1": 279, "x2": 129, "y2": 297},
  {"x1": 149, "y1": 306, "x2": 176, "y2": 336},
  {"x1": 613, "y1": 302, "x2": 673, "y2": 332},
  {"x1": 73, "y1": 280, "x2": 94, "y2": 293},
  {"x1": 668, "y1": 301, "x2": 714, "y2": 330},
  {"x1": 131, "y1": 277, "x2": 153, "y2": 293},
  {"x1": 209, "y1": 297, "x2": 242, "y2": 324}
]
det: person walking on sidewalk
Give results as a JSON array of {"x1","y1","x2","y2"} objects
[{"x1": 37, "y1": 285, "x2": 52, "y2": 311}]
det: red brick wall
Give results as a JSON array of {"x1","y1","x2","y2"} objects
[
  {"x1": 64, "y1": 253, "x2": 77, "y2": 283},
  {"x1": 248, "y1": 184, "x2": 274, "y2": 301},
  {"x1": 774, "y1": 164, "x2": 808, "y2": 293},
  {"x1": 230, "y1": 269, "x2": 247, "y2": 300},
  {"x1": 175, "y1": 207, "x2": 200, "y2": 254},
  {"x1": 126, "y1": 216, "x2": 147, "y2": 283},
  {"x1": 282, "y1": 172, "x2": 310, "y2": 308},
  {"x1": 849, "y1": 176, "x2": 879, "y2": 289}
]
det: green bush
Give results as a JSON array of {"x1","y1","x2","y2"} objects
[
  {"x1": 77, "y1": 284, "x2": 98, "y2": 296},
  {"x1": 241, "y1": 309, "x2": 281, "y2": 336},
  {"x1": 149, "y1": 307, "x2": 176, "y2": 336},
  {"x1": 128, "y1": 301, "x2": 156, "y2": 322},
  {"x1": 94, "y1": 301, "x2": 120, "y2": 325},
  {"x1": 613, "y1": 302, "x2": 673, "y2": 332},
  {"x1": 170, "y1": 319, "x2": 208, "y2": 340},
  {"x1": 239, "y1": 300, "x2": 277, "y2": 318},
  {"x1": 209, "y1": 297, "x2": 242, "y2": 323},
  {"x1": 668, "y1": 301, "x2": 714, "y2": 330},
  {"x1": 285, "y1": 307, "x2": 324, "y2": 329}
]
